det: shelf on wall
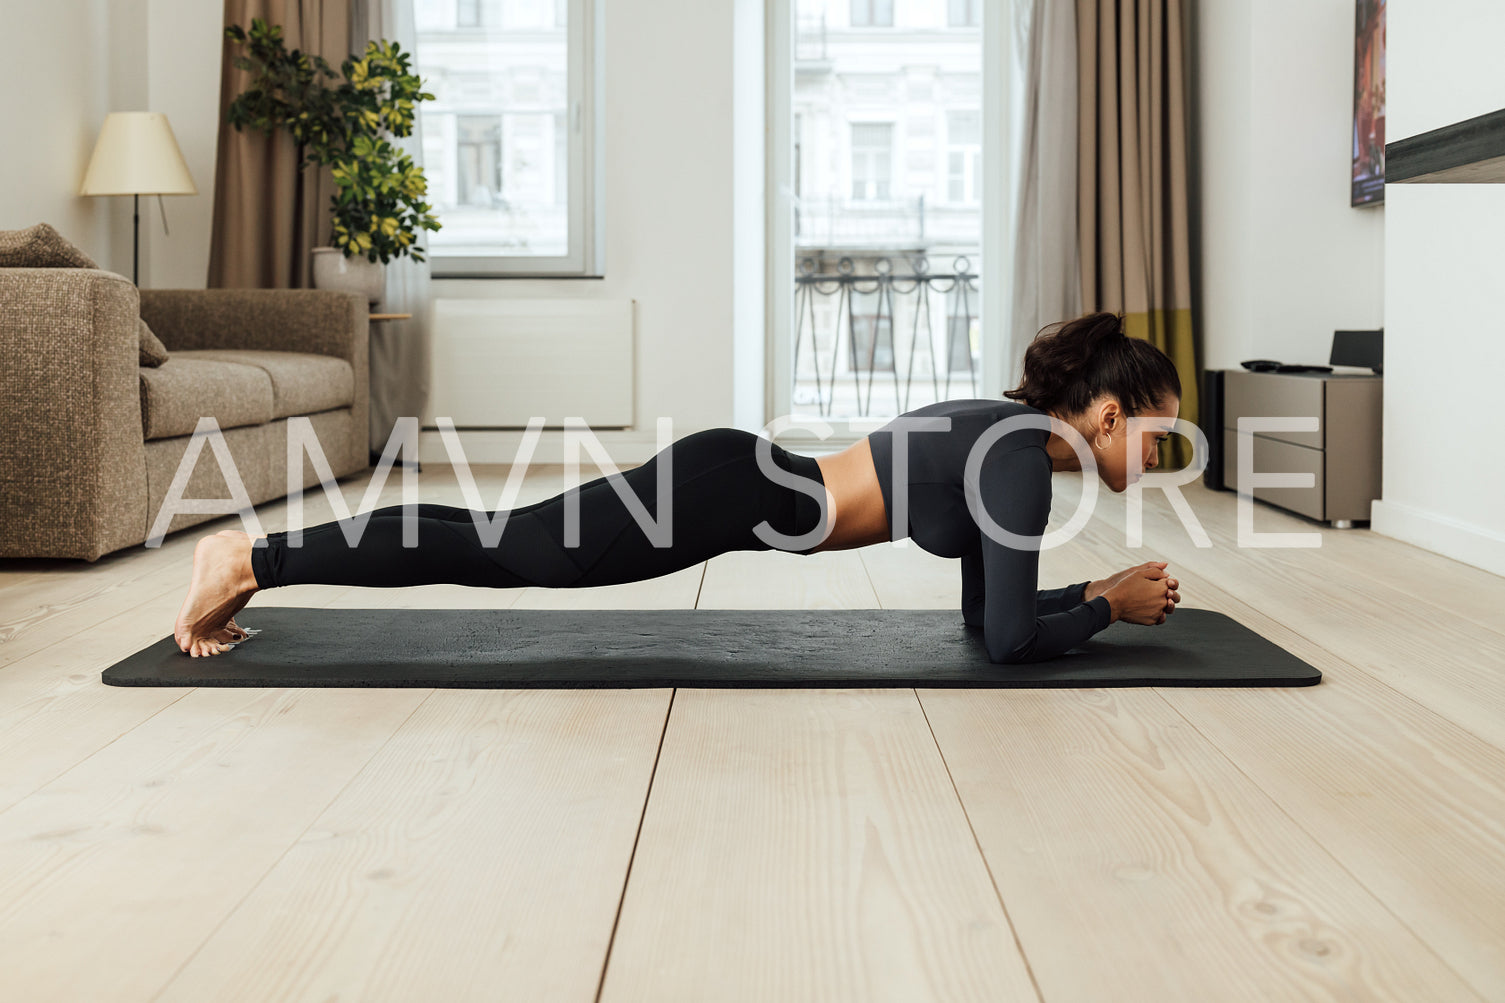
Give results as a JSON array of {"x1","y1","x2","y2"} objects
[{"x1": 1386, "y1": 108, "x2": 1505, "y2": 184}]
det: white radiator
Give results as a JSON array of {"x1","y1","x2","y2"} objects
[{"x1": 425, "y1": 298, "x2": 635, "y2": 429}]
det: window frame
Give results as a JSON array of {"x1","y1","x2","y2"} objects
[{"x1": 426, "y1": 0, "x2": 605, "y2": 279}]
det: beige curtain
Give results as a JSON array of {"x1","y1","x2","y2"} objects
[
  {"x1": 208, "y1": 0, "x2": 351, "y2": 290},
  {"x1": 352, "y1": 0, "x2": 433, "y2": 464},
  {"x1": 1077, "y1": 0, "x2": 1200, "y2": 471},
  {"x1": 1007, "y1": 0, "x2": 1082, "y2": 391}
]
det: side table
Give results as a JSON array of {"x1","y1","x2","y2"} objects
[{"x1": 1208, "y1": 368, "x2": 1382, "y2": 527}]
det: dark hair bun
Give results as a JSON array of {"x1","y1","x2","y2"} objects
[{"x1": 1002, "y1": 311, "x2": 1181, "y2": 418}]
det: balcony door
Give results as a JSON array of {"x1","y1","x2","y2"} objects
[{"x1": 769, "y1": 0, "x2": 1011, "y2": 437}]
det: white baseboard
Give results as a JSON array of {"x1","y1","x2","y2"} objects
[{"x1": 1371, "y1": 498, "x2": 1505, "y2": 578}]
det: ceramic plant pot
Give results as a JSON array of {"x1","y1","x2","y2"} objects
[{"x1": 311, "y1": 246, "x2": 386, "y2": 304}]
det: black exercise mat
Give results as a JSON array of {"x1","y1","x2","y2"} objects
[{"x1": 101, "y1": 607, "x2": 1320, "y2": 688}]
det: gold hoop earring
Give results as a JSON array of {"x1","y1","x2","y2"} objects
[{"x1": 1096, "y1": 433, "x2": 1111, "y2": 451}]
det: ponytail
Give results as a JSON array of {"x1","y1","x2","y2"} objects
[{"x1": 1002, "y1": 312, "x2": 1181, "y2": 419}]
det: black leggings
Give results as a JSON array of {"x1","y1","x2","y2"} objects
[{"x1": 249, "y1": 428, "x2": 829, "y2": 590}]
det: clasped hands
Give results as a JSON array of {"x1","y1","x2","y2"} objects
[{"x1": 1084, "y1": 561, "x2": 1180, "y2": 625}]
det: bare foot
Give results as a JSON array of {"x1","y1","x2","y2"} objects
[
  {"x1": 174, "y1": 532, "x2": 261, "y2": 657},
  {"x1": 206, "y1": 531, "x2": 263, "y2": 643}
]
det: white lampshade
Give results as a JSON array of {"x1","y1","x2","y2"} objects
[{"x1": 79, "y1": 112, "x2": 198, "y2": 197}]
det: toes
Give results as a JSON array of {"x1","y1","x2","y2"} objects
[{"x1": 187, "y1": 637, "x2": 231, "y2": 657}]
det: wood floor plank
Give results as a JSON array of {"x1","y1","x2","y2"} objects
[
  {"x1": 1137, "y1": 573, "x2": 1505, "y2": 999},
  {"x1": 862, "y1": 489, "x2": 1505, "y2": 999},
  {"x1": 598, "y1": 688, "x2": 1040, "y2": 1003},
  {"x1": 855, "y1": 541, "x2": 960, "y2": 610},
  {"x1": 1040, "y1": 502, "x2": 1505, "y2": 999},
  {"x1": 698, "y1": 547, "x2": 880, "y2": 609},
  {"x1": 0, "y1": 459, "x2": 616, "y2": 813},
  {"x1": 0, "y1": 685, "x2": 428, "y2": 1002},
  {"x1": 0, "y1": 531, "x2": 202, "y2": 668},
  {"x1": 0, "y1": 486, "x2": 407, "y2": 813},
  {"x1": 1149, "y1": 477, "x2": 1505, "y2": 639},
  {"x1": 1060, "y1": 475, "x2": 1505, "y2": 751},
  {"x1": 0, "y1": 579, "x2": 362, "y2": 809},
  {"x1": 5, "y1": 458, "x2": 1500, "y2": 1002},
  {"x1": 0, "y1": 470, "x2": 404, "y2": 670},
  {"x1": 919, "y1": 686, "x2": 1483, "y2": 1001},
  {"x1": 152, "y1": 687, "x2": 670, "y2": 1003}
]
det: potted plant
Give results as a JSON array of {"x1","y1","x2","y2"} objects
[{"x1": 224, "y1": 17, "x2": 441, "y2": 302}]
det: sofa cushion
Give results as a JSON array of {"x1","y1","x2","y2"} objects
[
  {"x1": 138, "y1": 317, "x2": 170, "y2": 367},
  {"x1": 0, "y1": 223, "x2": 99, "y2": 268},
  {"x1": 1, "y1": 223, "x2": 170, "y2": 367},
  {"x1": 139, "y1": 357, "x2": 274, "y2": 441},
  {"x1": 170, "y1": 349, "x2": 354, "y2": 418}
]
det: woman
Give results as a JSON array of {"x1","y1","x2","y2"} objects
[{"x1": 174, "y1": 311, "x2": 1182, "y2": 661}]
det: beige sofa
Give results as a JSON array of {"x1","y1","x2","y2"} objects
[{"x1": 0, "y1": 267, "x2": 370, "y2": 561}]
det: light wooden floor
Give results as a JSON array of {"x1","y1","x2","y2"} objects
[{"x1": 2, "y1": 461, "x2": 1504, "y2": 1002}]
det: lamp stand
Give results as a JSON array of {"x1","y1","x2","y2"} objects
[{"x1": 132, "y1": 193, "x2": 140, "y2": 286}]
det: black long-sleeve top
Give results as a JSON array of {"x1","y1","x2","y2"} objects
[{"x1": 866, "y1": 399, "x2": 1114, "y2": 663}]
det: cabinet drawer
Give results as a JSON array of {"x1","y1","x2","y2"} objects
[
  {"x1": 1223, "y1": 428, "x2": 1325, "y2": 521},
  {"x1": 1222, "y1": 371, "x2": 1324, "y2": 449}
]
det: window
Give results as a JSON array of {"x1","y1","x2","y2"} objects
[
  {"x1": 850, "y1": 0, "x2": 894, "y2": 29},
  {"x1": 946, "y1": 110, "x2": 981, "y2": 204},
  {"x1": 415, "y1": 0, "x2": 603, "y2": 276},
  {"x1": 948, "y1": 0, "x2": 981, "y2": 29},
  {"x1": 850, "y1": 123, "x2": 893, "y2": 201},
  {"x1": 457, "y1": 116, "x2": 501, "y2": 206}
]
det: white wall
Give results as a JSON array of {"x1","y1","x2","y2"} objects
[
  {"x1": 1372, "y1": 0, "x2": 1505, "y2": 575},
  {"x1": 414, "y1": 0, "x2": 746, "y2": 462},
  {"x1": 1387, "y1": 0, "x2": 1505, "y2": 137},
  {"x1": 1195, "y1": 0, "x2": 1384, "y2": 370},
  {"x1": 0, "y1": 0, "x2": 218, "y2": 285},
  {"x1": 3, "y1": 0, "x2": 754, "y2": 465},
  {"x1": 141, "y1": 0, "x2": 225, "y2": 289},
  {"x1": 2, "y1": 0, "x2": 131, "y2": 269}
]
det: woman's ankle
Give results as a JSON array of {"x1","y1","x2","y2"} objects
[{"x1": 237, "y1": 536, "x2": 265, "y2": 593}]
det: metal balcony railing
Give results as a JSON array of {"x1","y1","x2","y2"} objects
[{"x1": 793, "y1": 252, "x2": 981, "y2": 418}]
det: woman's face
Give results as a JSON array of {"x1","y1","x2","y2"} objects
[{"x1": 1092, "y1": 395, "x2": 1181, "y2": 493}]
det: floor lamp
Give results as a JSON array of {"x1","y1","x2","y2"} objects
[{"x1": 79, "y1": 112, "x2": 198, "y2": 286}]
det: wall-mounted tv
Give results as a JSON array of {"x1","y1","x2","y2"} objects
[{"x1": 1352, "y1": 0, "x2": 1386, "y2": 206}]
